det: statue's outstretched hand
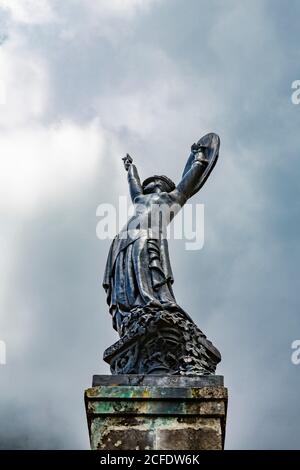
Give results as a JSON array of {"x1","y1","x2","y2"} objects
[
  {"x1": 191, "y1": 142, "x2": 206, "y2": 154},
  {"x1": 122, "y1": 153, "x2": 133, "y2": 171},
  {"x1": 191, "y1": 143, "x2": 209, "y2": 164}
]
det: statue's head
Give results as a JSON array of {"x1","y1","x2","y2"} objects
[{"x1": 142, "y1": 175, "x2": 176, "y2": 194}]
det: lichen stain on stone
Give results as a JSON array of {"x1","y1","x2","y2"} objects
[
  {"x1": 93, "y1": 417, "x2": 154, "y2": 450},
  {"x1": 141, "y1": 389, "x2": 151, "y2": 398},
  {"x1": 91, "y1": 415, "x2": 223, "y2": 450},
  {"x1": 112, "y1": 401, "x2": 141, "y2": 414},
  {"x1": 190, "y1": 386, "x2": 227, "y2": 399},
  {"x1": 86, "y1": 387, "x2": 101, "y2": 397}
]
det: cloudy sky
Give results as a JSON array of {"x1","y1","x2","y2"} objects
[{"x1": 0, "y1": 0, "x2": 299, "y2": 449}]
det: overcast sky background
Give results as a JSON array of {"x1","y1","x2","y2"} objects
[{"x1": 0, "y1": 0, "x2": 299, "y2": 449}]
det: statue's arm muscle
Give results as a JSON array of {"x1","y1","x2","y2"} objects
[
  {"x1": 128, "y1": 164, "x2": 143, "y2": 201},
  {"x1": 171, "y1": 160, "x2": 206, "y2": 205}
]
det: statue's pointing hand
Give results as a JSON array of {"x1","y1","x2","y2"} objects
[{"x1": 122, "y1": 153, "x2": 133, "y2": 171}]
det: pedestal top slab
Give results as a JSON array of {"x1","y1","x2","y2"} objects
[{"x1": 92, "y1": 374, "x2": 224, "y2": 388}]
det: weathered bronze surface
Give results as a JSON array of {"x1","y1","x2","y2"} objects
[
  {"x1": 85, "y1": 375, "x2": 227, "y2": 450},
  {"x1": 103, "y1": 133, "x2": 221, "y2": 375}
]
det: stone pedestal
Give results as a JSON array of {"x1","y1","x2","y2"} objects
[{"x1": 85, "y1": 375, "x2": 227, "y2": 450}]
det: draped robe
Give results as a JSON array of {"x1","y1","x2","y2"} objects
[{"x1": 103, "y1": 159, "x2": 207, "y2": 334}]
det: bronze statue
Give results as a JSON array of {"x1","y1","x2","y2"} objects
[{"x1": 103, "y1": 133, "x2": 221, "y2": 376}]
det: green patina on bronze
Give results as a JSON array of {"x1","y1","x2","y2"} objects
[
  {"x1": 86, "y1": 385, "x2": 227, "y2": 400},
  {"x1": 85, "y1": 380, "x2": 228, "y2": 450},
  {"x1": 88, "y1": 399, "x2": 225, "y2": 416}
]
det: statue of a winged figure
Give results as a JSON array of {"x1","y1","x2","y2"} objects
[{"x1": 103, "y1": 133, "x2": 220, "y2": 333}]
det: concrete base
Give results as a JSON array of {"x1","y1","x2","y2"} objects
[{"x1": 85, "y1": 375, "x2": 227, "y2": 450}]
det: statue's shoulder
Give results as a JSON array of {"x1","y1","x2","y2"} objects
[{"x1": 133, "y1": 194, "x2": 146, "y2": 204}]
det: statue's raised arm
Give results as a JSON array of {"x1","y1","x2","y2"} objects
[
  {"x1": 122, "y1": 153, "x2": 143, "y2": 202},
  {"x1": 172, "y1": 133, "x2": 220, "y2": 205}
]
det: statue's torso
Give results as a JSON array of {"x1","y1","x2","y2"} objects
[{"x1": 124, "y1": 192, "x2": 180, "y2": 239}]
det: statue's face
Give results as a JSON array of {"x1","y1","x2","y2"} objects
[{"x1": 143, "y1": 179, "x2": 166, "y2": 194}]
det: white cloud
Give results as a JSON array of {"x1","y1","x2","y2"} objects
[
  {"x1": 87, "y1": 0, "x2": 159, "y2": 17},
  {"x1": 0, "y1": 0, "x2": 55, "y2": 24},
  {"x1": 0, "y1": 30, "x2": 104, "y2": 215},
  {"x1": 0, "y1": 0, "x2": 160, "y2": 40},
  {"x1": 0, "y1": 119, "x2": 104, "y2": 214},
  {"x1": 0, "y1": 35, "x2": 48, "y2": 127},
  {"x1": 56, "y1": 0, "x2": 161, "y2": 44}
]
